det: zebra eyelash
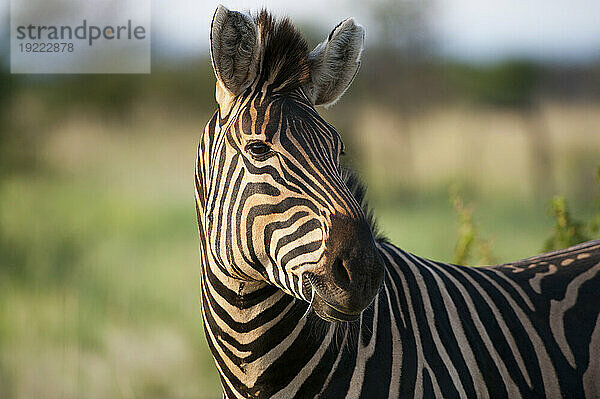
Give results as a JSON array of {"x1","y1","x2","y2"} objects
[{"x1": 245, "y1": 140, "x2": 274, "y2": 160}]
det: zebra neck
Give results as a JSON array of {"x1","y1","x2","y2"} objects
[
  {"x1": 199, "y1": 241, "x2": 443, "y2": 397},
  {"x1": 201, "y1": 242, "x2": 473, "y2": 397},
  {"x1": 200, "y1": 257, "x2": 343, "y2": 397}
]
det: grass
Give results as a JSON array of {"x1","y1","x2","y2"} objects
[
  {"x1": 373, "y1": 192, "x2": 554, "y2": 264},
  {"x1": 0, "y1": 174, "x2": 221, "y2": 398},
  {"x1": 0, "y1": 112, "x2": 223, "y2": 398}
]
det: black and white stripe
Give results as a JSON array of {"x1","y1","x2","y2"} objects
[{"x1": 196, "y1": 7, "x2": 600, "y2": 398}]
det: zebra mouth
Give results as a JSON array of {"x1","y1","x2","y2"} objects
[{"x1": 311, "y1": 293, "x2": 361, "y2": 323}]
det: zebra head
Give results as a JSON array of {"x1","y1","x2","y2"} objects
[{"x1": 197, "y1": 6, "x2": 384, "y2": 322}]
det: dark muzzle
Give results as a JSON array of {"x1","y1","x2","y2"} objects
[{"x1": 308, "y1": 214, "x2": 384, "y2": 322}]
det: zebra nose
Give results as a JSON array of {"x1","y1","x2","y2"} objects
[
  {"x1": 311, "y1": 214, "x2": 384, "y2": 314},
  {"x1": 332, "y1": 257, "x2": 352, "y2": 290},
  {"x1": 327, "y1": 241, "x2": 382, "y2": 300}
]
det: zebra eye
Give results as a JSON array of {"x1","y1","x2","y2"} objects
[{"x1": 245, "y1": 141, "x2": 272, "y2": 158}]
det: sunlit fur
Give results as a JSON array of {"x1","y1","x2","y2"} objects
[{"x1": 196, "y1": 9, "x2": 600, "y2": 399}]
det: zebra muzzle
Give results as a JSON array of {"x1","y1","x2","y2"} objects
[
  {"x1": 311, "y1": 292, "x2": 362, "y2": 322},
  {"x1": 306, "y1": 214, "x2": 384, "y2": 322}
]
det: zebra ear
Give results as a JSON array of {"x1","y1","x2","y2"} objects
[
  {"x1": 305, "y1": 18, "x2": 364, "y2": 107},
  {"x1": 210, "y1": 5, "x2": 260, "y2": 109}
]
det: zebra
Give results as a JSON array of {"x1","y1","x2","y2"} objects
[{"x1": 195, "y1": 6, "x2": 600, "y2": 398}]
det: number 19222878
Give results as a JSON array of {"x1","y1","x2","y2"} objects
[{"x1": 19, "y1": 42, "x2": 74, "y2": 52}]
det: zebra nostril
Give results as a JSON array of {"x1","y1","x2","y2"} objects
[{"x1": 332, "y1": 257, "x2": 351, "y2": 290}]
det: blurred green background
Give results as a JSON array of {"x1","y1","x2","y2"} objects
[{"x1": 1, "y1": 1, "x2": 600, "y2": 398}]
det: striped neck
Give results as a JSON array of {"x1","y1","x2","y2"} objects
[
  {"x1": 200, "y1": 250, "x2": 337, "y2": 398},
  {"x1": 199, "y1": 239, "x2": 395, "y2": 398}
]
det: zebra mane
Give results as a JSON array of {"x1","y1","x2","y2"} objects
[
  {"x1": 341, "y1": 168, "x2": 389, "y2": 243},
  {"x1": 253, "y1": 10, "x2": 311, "y2": 93}
]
